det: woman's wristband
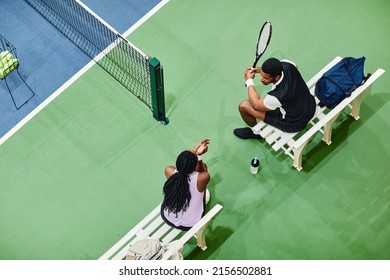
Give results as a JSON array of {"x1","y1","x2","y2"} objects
[{"x1": 197, "y1": 155, "x2": 203, "y2": 161}]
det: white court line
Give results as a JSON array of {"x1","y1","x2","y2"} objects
[
  {"x1": 0, "y1": 0, "x2": 170, "y2": 146},
  {"x1": 123, "y1": 0, "x2": 170, "y2": 38}
]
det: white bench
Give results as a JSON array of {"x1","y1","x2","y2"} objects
[
  {"x1": 252, "y1": 56, "x2": 385, "y2": 171},
  {"x1": 99, "y1": 203, "x2": 223, "y2": 260}
]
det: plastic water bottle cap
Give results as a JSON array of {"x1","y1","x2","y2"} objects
[{"x1": 251, "y1": 157, "x2": 259, "y2": 167}]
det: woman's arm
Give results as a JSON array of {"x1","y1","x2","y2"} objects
[
  {"x1": 164, "y1": 165, "x2": 175, "y2": 179},
  {"x1": 193, "y1": 139, "x2": 210, "y2": 172},
  {"x1": 193, "y1": 139, "x2": 211, "y2": 192}
]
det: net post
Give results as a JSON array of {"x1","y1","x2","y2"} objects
[{"x1": 149, "y1": 57, "x2": 169, "y2": 125}]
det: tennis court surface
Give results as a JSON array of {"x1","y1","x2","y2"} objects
[{"x1": 0, "y1": 0, "x2": 389, "y2": 260}]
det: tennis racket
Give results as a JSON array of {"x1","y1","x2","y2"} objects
[
  {"x1": 245, "y1": 21, "x2": 272, "y2": 86},
  {"x1": 252, "y1": 21, "x2": 272, "y2": 67}
]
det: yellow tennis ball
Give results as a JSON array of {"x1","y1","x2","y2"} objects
[
  {"x1": 6, "y1": 52, "x2": 14, "y2": 61},
  {"x1": 9, "y1": 59, "x2": 18, "y2": 71},
  {"x1": 0, "y1": 51, "x2": 9, "y2": 61},
  {"x1": 0, "y1": 60, "x2": 3, "y2": 68},
  {"x1": 0, "y1": 52, "x2": 9, "y2": 67},
  {"x1": 0, "y1": 51, "x2": 13, "y2": 63},
  {"x1": 4, "y1": 65, "x2": 11, "y2": 76},
  {"x1": 2, "y1": 61, "x2": 9, "y2": 70},
  {"x1": 11, "y1": 58, "x2": 19, "y2": 70}
]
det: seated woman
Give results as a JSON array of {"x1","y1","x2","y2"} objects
[{"x1": 161, "y1": 139, "x2": 211, "y2": 231}]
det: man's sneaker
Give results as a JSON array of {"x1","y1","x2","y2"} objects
[{"x1": 233, "y1": 127, "x2": 262, "y2": 140}]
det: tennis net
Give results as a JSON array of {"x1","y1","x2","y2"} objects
[{"x1": 25, "y1": 0, "x2": 167, "y2": 124}]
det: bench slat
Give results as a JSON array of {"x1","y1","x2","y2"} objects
[
  {"x1": 306, "y1": 56, "x2": 343, "y2": 88},
  {"x1": 161, "y1": 227, "x2": 182, "y2": 244},
  {"x1": 259, "y1": 125, "x2": 274, "y2": 138},
  {"x1": 266, "y1": 129, "x2": 284, "y2": 145},
  {"x1": 150, "y1": 223, "x2": 176, "y2": 240},
  {"x1": 272, "y1": 131, "x2": 297, "y2": 151}
]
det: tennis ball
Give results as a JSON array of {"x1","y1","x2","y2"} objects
[
  {"x1": 9, "y1": 63, "x2": 15, "y2": 72},
  {"x1": 6, "y1": 52, "x2": 14, "y2": 61},
  {"x1": 9, "y1": 59, "x2": 18, "y2": 71},
  {"x1": 4, "y1": 66, "x2": 11, "y2": 76},
  {"x1": 0, "y1": 51, "x2": 9, "y2": 61},
  {"x1": 2, "y1": 61, "x2": 9, "y2": 70},
  {"x1": 0, "y1": 53, "x2": 9, "y2": 67},
  {"x1": 0, "y1": 51, "x2": 13, "y2": 64},
  {"x1": 0, "y1": 60, "x2": 3, "y2": 69},
  {"x1": 11, "y1": 60, "x2": 18, "y2": 71},
  {"x1": 4, "y1": 61, "x2": 11, "y2": 72}
]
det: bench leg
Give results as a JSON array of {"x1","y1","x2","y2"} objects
[
  {"x1": 195, "y1": 222, "x2": 209, "y2": 250},
  {"x1": 323, "y1": 111, "x2": 342, "y2": 145},
  {"x1": 350, "y1": 88, "x2": 368, "y2": 120},
  {"x1": 292, "y1": 138, "x2": 311, "y2": 171}
]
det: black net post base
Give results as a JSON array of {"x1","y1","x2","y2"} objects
[{"x1": 0, "y1": 34, "x2": 35, "y2": 110}]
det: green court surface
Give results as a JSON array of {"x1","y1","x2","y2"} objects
[{"x1": 0, "y1": 0, "x2": 389, "y2": 260}]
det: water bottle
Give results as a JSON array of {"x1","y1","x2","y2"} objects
[{"x1": 250, "y1": 157, "x2": 260, "y2": 174}]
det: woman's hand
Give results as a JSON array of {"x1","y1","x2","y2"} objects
[{"x1": 194, "y1": 139, "x2": 210, "y2": 155}]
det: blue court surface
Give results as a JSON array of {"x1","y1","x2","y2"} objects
[{"x1": 0, "y1": 0, "x2": 161, "y2": 139}]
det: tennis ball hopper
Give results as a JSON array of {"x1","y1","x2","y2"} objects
[{"x1": 0, "y1": 33, "x2": 35, "y2": 110}]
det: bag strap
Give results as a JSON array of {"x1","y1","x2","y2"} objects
[
  {"x1": 341, "y1": 58, "x2": 358, "y2": 95},
  {"x1": 321, "y1": 76, "x2": 352, "y2": 97},
  {"x1": 342, "y1": 58, "x2": 357, "y2": 86},
  {"x1": 362, "y1": 73, "x2": 372, "y2": 85}
]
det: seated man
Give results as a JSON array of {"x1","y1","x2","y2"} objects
[{"x1": 234, "y1": 58, "x2": 316, "y2": 139}]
